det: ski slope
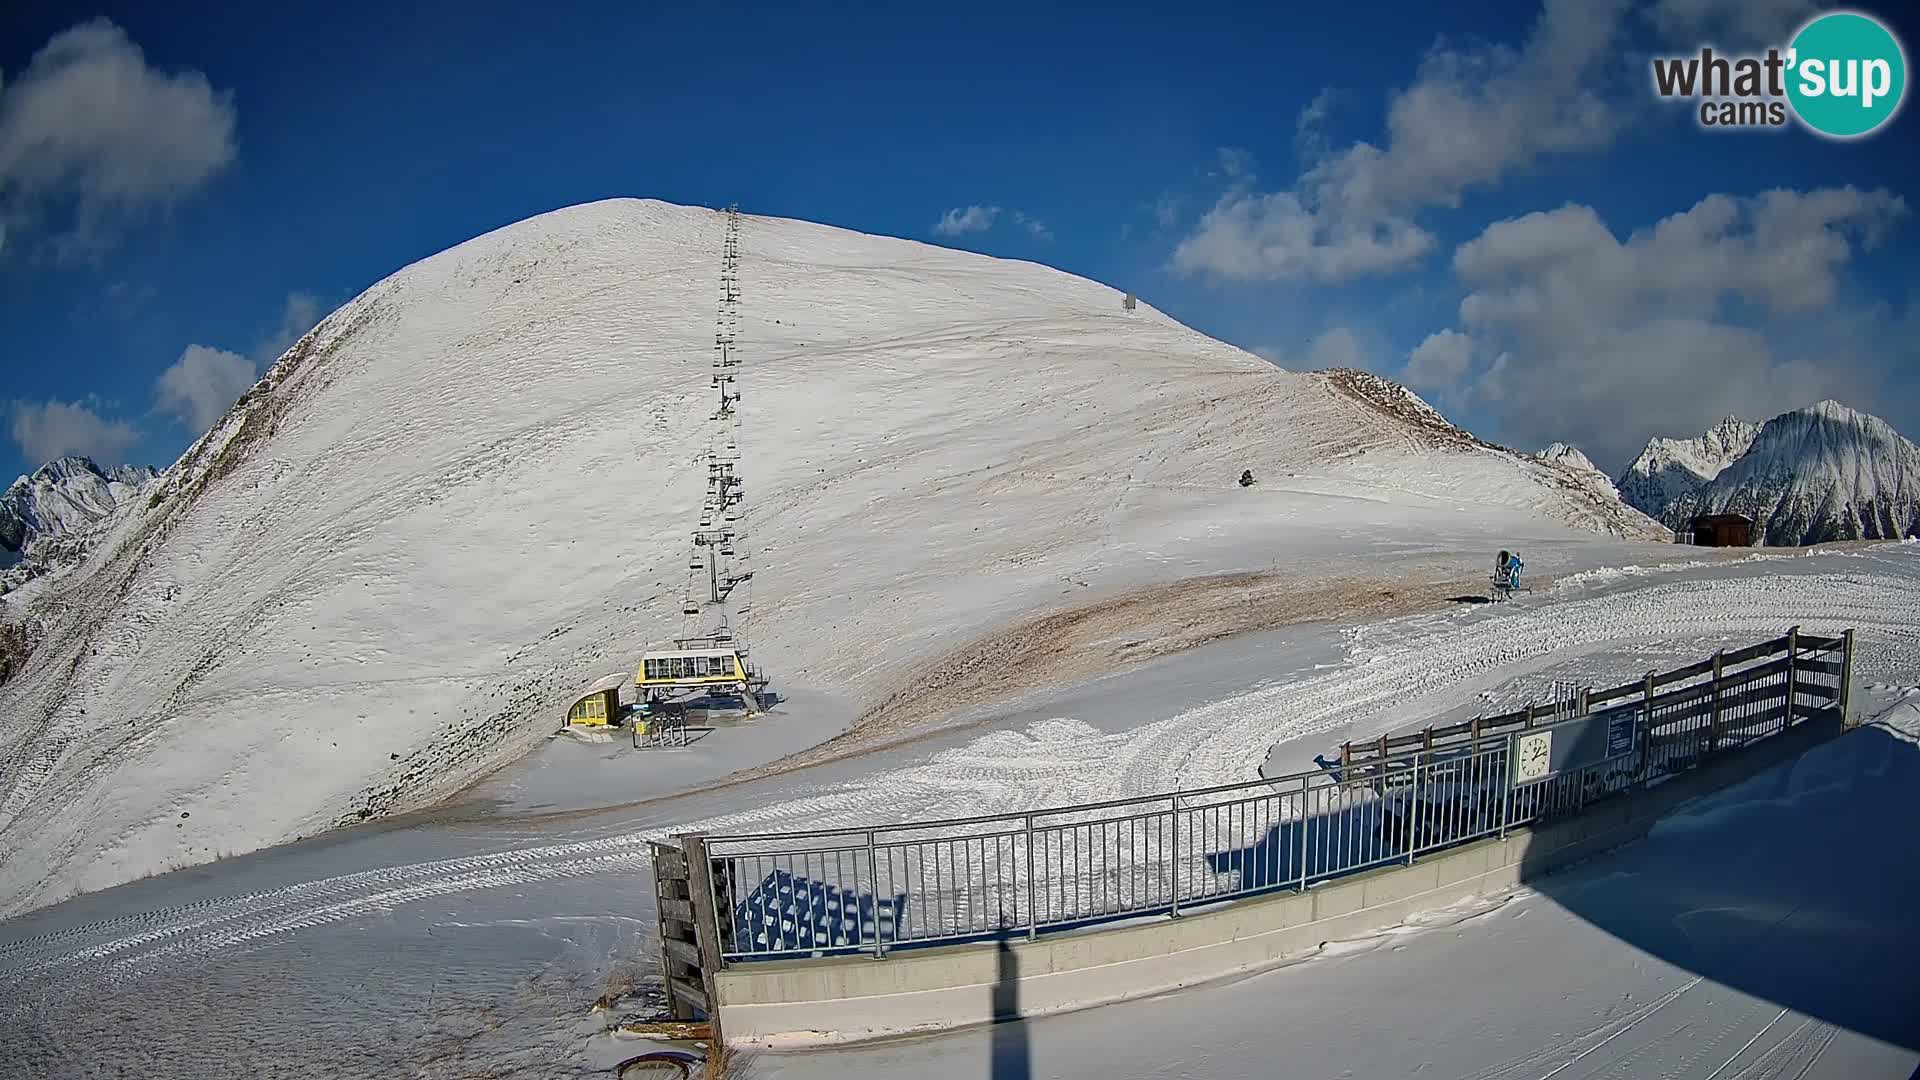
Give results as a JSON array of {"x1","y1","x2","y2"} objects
[
  {"x1": 2, "y1": 545, "x2": 1916, "y2": 1079},
  {"x1": 0, "y1": 199, "x2": 1663, "y2": 916}
]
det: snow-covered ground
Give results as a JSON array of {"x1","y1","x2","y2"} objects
[
  {"x1": 3, "y1": 545, "x2": 1916, "y2": 1078},
  {"x1": 0, "y1": 198, "x2": 1665, "y2": 916},
  {"x1": 746, "y1": 708, "x2": 1920, "y2": 1080}
]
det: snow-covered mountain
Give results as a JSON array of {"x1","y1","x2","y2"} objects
[
  {"x1": 1, "y1": 457, "x2": 158, "y2": 566},
  {"x1": 1536, "y1": 442, "x2": 1602, "y2": 477},
  {"x1": 1668, "y1": 401, "x2": 1920, "y2": 546},
  {"x1": 1616, "y1": 417, "x2": 1761, "y2": 520},
  {"x1": 0, "y1": 198, "x2": 1668, "y2": 914}
]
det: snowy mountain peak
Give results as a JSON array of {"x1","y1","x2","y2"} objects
[
  {"x1": 1616, "y1": 416, "x2": 1761, "y2": 520},
  {"x1": 1536, "y1": 442, "x2": 1602, "y2": 475},
  {"x1": 0, "y1": 198, "x2": 1671, "y2": 911},
  {"x1": 1622, "y1": 401, "x2": 1919, "y2": 545},
  {"x1": 1, "y1": 456, "x2": 160, "y2": 561}
]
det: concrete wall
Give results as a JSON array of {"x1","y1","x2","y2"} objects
[{"x1": 715, "y1": 709, "x2": 1846, "y2": 1046}]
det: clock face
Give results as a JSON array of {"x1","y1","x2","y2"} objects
[{"x1": 1514, "y1": 731, "x2": 1553, "y2": 783}]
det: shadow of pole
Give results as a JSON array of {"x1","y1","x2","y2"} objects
[{"x1": 990, "y1": 931, "x2": 1030, "y2": 1080}]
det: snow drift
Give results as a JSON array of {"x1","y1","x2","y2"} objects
[{"x1": 0, "y1": 198, "x2": 1664, "y2": 914}]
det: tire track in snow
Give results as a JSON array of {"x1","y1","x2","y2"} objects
[{"x1": 4, "y1": 561, "x2": 1917, "y2": 995}]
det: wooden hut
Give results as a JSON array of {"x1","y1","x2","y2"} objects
[
  {"x1": 566, "y1": 671, "x2": 629, "y2": 727},
  {"x1": 1689, "y1": 513, "x2": 1754, "y2": 547}
]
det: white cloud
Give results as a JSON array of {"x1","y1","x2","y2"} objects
[
  {"x1": 1293, "y1": 88, "x2": 1338, "y2": 162},
  {"x1": 1403, "y1": 329, "x2": 1475, "y2": 389},
  {"x1": 1215, "y1": 147, "x2": 1256, "y2": 181},
  {"x1": 253, "y1": 290, "x2": 322, "y2": 365},
  {"x1": 0, "y1": 19, "x2": 237, "y2": 260},
  {"x1": 1012, "y1": 211, "x2": 1053, "y2": 242},
  {"x1": 933, "y1": 205, "x2": 1001, "y2": 236},
  {"x1": 1424, "y1": 187, "x2": 1907, "y2": 468},
  {"x1": 1257, "y1": 327, "x2": 1374, "y2": 371},
  {"x1": 155, "y1": 344, "x2": 256, "y2": 435},
  {"x1": 935, "y1": 205, "x2": 1053, "y2": 241},
  {"x1": 1148, "y1": 192, "x2": 1187, "y2": 232},
  {"x1": 1646, "y1": 0, "x2": 1818, "y2": 49},
  {"x1": 1304, "y1": 326, "x2": 1368, "y2": 370},
  {"x1": 9, "y1": 399, "x2": 142, "y2": 464},
  {"x1": 1172, "y1": 189, "x2": 1436, "y2": 282},
  {"x1": 1173, "y1": 0, "x2": 1632, "y2": 283}
]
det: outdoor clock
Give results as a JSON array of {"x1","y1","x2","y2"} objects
[{"x1": 1513, "y1": 730, "x2": 1553, "y2": 784}]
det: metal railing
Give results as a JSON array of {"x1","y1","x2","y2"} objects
[{"x1": 686, "y1": 628, "x2": 1852, "y2": 964}]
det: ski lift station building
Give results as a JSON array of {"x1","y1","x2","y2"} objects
[
  {"x1": 637, "y1": 643, "x2": 750, "y2": 696},
  {"x1": 1688, "y1": 513, "x2": 1755, "y2": 547},
  {"x1": 565, "y1": 671, "x2": 629, "y2": 728}
]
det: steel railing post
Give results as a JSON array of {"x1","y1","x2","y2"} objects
[
  {"x1": 1024, "y1": 814, "x2": 1037, "y2": 942},
  {"x1": 866, "y1": 830, "x2": 884, "y2": 959},
  {"x1": 1169, "y1": 793, "x2": 1182, "y2": 918},
  {"x1": 1637, "y1": 670, "x2": 1656, "y2": 787},
  {"x1": 1784, "y1": 625, "x2": 1799, "y2": 731},
  {"x1": 1406, "y1": 753, "x2": 1421, "y2": 865},
  {"x1": 1295, "y1": 776, "x2": 1310, "y2": 892},
  {"x1": 1498, "y1": 742, "x2": 1512, "y2": 840}
]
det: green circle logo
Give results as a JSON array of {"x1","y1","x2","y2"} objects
[{"x1": 1786, "y1": 11, "x2": 1907, "y2": 138}]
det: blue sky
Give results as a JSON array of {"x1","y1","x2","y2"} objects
[{"x1": 2, "y1": 0, "x2": 1916, "y2": 481}]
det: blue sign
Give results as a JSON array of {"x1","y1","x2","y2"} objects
[{"x1": 1606, "y1": 709, "x2": 1638, "y2": 758}]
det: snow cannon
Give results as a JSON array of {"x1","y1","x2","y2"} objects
[{"x1": 1491, "y1": 550, "x2": 1526, "y2": 602}]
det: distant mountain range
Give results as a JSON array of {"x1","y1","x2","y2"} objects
[
  {"x1": 1615, "y1": 417, "x2": 1761, "y2": 521},
  {"x1": 1604, "y1": 402, "x2": 1918, "y2": 546},
  {"x1": 1, "y1": 457, "x2": 159, "y2": 569}
]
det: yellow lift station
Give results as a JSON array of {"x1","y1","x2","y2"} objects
[
  {"x1": 565, "y1": 671, "x2": 629, "y2": 728},
  {"x1": 636, "y1": 637, "x2": 764, "y2": 713}
]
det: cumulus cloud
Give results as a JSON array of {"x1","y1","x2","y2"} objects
[
  {"x1": 155, "y1": 345, "x2": 255, "y2": 435},
  {"x1": 1173, "y1": 190, "x2": 1437, "y2": 282},
  {"x1": 934, "y1": 205, "x2": 1053, "y2": 241},
  {"x1": 0, "y1": 19, "x2": 237, "y2": 260},
  {"x1": 1011, "y1": 210, "x2": 1053, "y2": 242},
  {"x1": 1214, "y1": 147, "x2": 1256, "y2": 181},
  {"x1": 1256, "y1": 327, "x2": 1375, "y2": 372},
  {"x1": 1418, "y1": 187, "x2": 1908, "y2": 469},
  {"x1": 147, "y1": 290, "x2": 316, "y2": 434},
  {"x1": 1403, "y1": 330, "x2": 1475, "y2": 390},
  {"x1": 1646, "y1": 0, "x2": 1819, "y2": 49},
  {"x1": 933, "y1": 205, "x2": 1001, "y2": 236},
  {"x1": 1150, "y1": 192, "x2": 1187, "y2": 232},
  {"x1": 252, "y1": 291, "x2": 322, "y2": 365},
  {"x1": 1173, "y1": 0, "x2": 1632, "y2": 283},
  {"x1": 9, "y1": 399, "x2": 142, "y2": 464}
]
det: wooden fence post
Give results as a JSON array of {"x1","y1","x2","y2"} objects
[
  {"x1": 1708, "y1": 650, "x2": 1725, "y2": 754},
  {"x1": 1784, "y1": 625, "x2": 1799, "y2": 731},
  {"x1": 682, "y1": 833, "x2": 725, "y2": 1038},
  {"x1": 1840, "y1": 629, "x2": 1856, "y2": 726}
]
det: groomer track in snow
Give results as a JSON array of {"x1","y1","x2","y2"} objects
[
  {"x1": 3, "y1": 545, "x2": 1915, "y2": 997},
  {"x1": 2, "y1": 198, "x2": 1668, "y2": 916}
]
